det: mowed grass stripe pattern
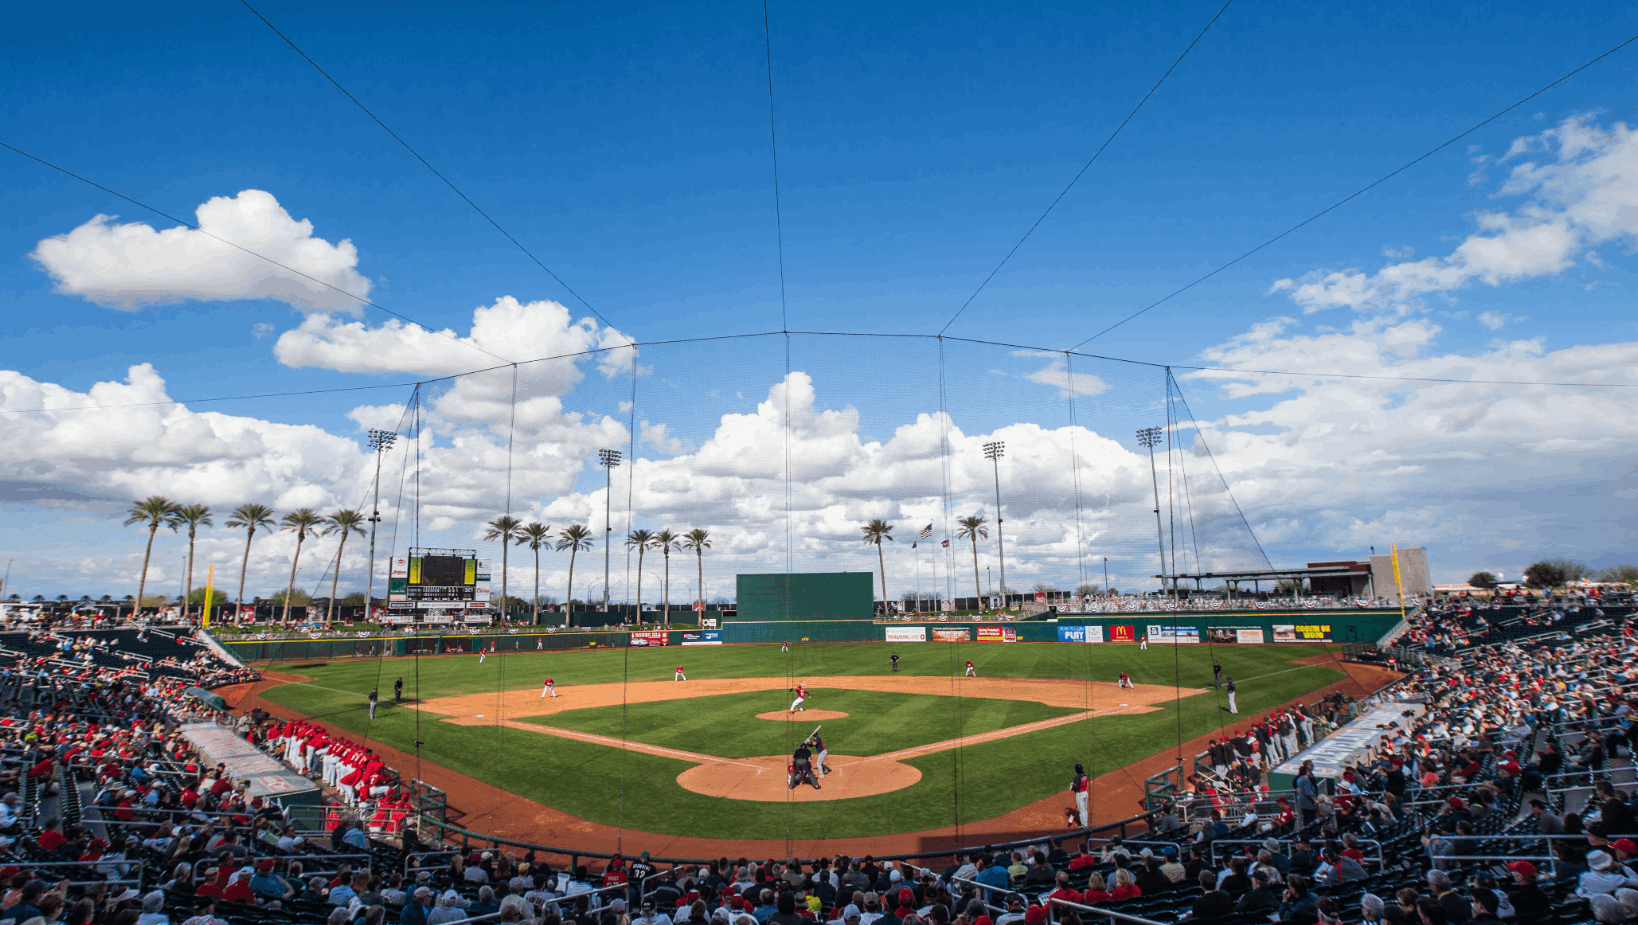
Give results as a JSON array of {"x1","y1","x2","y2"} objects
[
  {"x1": 255, "y1": 643, "x2": 1346, "y2": 839},
  {"x1": 528, "y1": 689, "x2": 1082, "y2": 759}
]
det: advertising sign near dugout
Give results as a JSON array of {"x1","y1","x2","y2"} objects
[
  {"x1": 1147, "y1": 624, "x2": 1200, "y2": 644},
  {"x1": 680, "y1": 630, "x2": 723, "y2": 646},
  {"x1": 885, "y1": 626, "x2": 926, "y2": 643},
  {"x1": 1056, "y1": 625, "x2": 1104, "y2": 643},
  {"x1": 976, "y1": 626, "x2": 1017, "y2": 643},
  {"x1": 931, "y1": 628, "x2": 969, "y2": 643},
  {"x1": 1273, "y1": 623, "x2": 1333, "y2": 643},
  {"x1": 630, "y1": 631, "x2": 668, "y2": 647}
]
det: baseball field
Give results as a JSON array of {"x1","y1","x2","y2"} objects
[{"x1": 247, "y1": 638, "x2": 1366, "y2": 846}]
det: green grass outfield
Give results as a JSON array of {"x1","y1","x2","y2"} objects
[{"x1": 254, "y1": 641, "x2": 1347, "y2": 840}]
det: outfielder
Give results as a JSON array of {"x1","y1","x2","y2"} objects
[
  {"x1": 541, "y1": 677, "x2": 556, "y2": 698},
  {"x1": 781, "y1": 642, "x2": 789, "y2": 653},
  {"x1": 788, "y1": 683, "x2": 808, "y2": 713},
  {"x1": 1139, "y1": 634, "x2": 1148, "y2": 650},
  {"x1": 964, "y1": 660, "x2": 976, "y2": 677},
  {"x1": 1071, "y1": 762, "x2": 1089, "y2": 825},
  {"x1": 478, "y1": 648, "x2": 486, "y2": 664},
  {"x1": 674, "y1": 664, "x2": 686, "y2": 681}
]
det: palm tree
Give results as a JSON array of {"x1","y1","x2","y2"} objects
[
  {"x1": 957, "y1": 514, "x2": 990, "y2": 610},
  {"x1": 278, "y1": 508, "x2": 323, "y2": 624},
  {"x1": 861, "y1": 519, "x2": 895, "y2": 615},
  {"x1": 555, "y1": 525, "x2": 594, "y2": 627},
  {"x1": 125, "y1": 496, "x2": 182, "y2": 615},
  {"x1": 174, "y1": 504, "x2": 213, "y2": 619},
  {"x1": 682, "y1": 528, "x2": 711, "y2": 614},
  {"x1": 321, "y1": 510, "x2": 367, "y2": 622},
  {"x1": 518, "y1": 523, "x2": 552, "y2": 624},
  {"x1": 653, "y1": 529, "x2": 680, "y2": 624},
  {"x1": 225, "y1": 503, "x2": 276, "y2": 617},
  {"x1": 626, "y1": 529, "x2": 657, "y2": 620},
  {"x1": 483, "y1": 515, "x2": 524, "y2": 622}
]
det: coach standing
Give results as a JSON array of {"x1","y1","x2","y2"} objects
[
  {"x1": 368, "y1": 687, "x2": 379, "y2": 719},
  {"x1": 1226, "y1": 676, "x2": 1238, "y2": 714},
  {"x1": 1071, "y1": 763, "x2": 1089, "y2": 826}
]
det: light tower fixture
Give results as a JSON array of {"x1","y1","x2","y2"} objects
[
  {"x1": 983, "y1": 440, "x2": 1006, "y2": 608},
  {"x1": 365, "y1": 429, "x2": 397, "y2": 615},
  {"x1": 1136, "y1": 426, "x2": 1170, "y2": 600},
  {"x1": 598, "y1": 448, "x2": 622, "y2": 612}
]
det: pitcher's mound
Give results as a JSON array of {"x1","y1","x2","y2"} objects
[
  {"x1": 677, "y1": 754, "x2": 919, "y2": 801},
  {"x1": 754, "y1": 709, "x2": 850, "y2": 721}
]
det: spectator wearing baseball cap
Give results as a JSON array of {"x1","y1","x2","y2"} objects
[{"x1": 1576, "y1": 851, "x2": 1638, "y2": 900}]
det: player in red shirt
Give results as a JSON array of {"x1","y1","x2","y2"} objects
[
  {"x1": 541, "y1": 677, "x2": 556, "y2": 698},
  {"x1": 1118, "y1": 671, "x2": 1134, "y2": 689},
  {"x1": 674, "y1": 665, "x2": 686, "y2": 681},
  {"x1": 788, "y1": 684, "x2": 809, "y2": 713},
  {"x1": 964, "y1": 660, "x2": 976, "y2": 677}
]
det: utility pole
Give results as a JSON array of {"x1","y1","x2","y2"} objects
[
  {"x1": 984, "y1": 441, "x2": 1006, "y2": 609},
  {"x1": 598, "y1": 449, "x2": 622, "y2": 612},
  {"x1": 365, "y1": 429, "x2": 397, "y2": 617},
  {"x1": 1137, "y1": 427, "x2": 1169, "y2": 601}
]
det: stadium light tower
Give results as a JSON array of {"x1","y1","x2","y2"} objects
[
  {"x1": 365, "y1": 429, "x2": 397, "y2": 615},
  {"x1": 983, "y1": 441, "x2": 1006, "y2": 607},
  {"x1": 598, "y1": 448, "x2": 622, "y2": 612},
  {"x1": 1136, "y1": 426, "x2": 1170, "y2": 600}
]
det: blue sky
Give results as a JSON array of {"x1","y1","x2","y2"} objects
[{"x1": 3, "y1": 0, "x2": 1637, "y2": 600}]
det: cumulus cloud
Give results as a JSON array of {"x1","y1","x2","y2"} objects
[
  {"x1": 1271, "y1": 116, "x2": 1638, "y2": 313},
  {"x1": 31, "y1": 190, "x2": 370, "y2": 312},
  {"x1": 1477, "y1": 310, "x2": 1515, "y2": 330}
]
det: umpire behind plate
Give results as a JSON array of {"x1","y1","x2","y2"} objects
[{"x1": 788, "y1": 740, "x2": 822, "y2": 790}]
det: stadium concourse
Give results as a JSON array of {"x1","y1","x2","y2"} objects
[{"x1": 0, "y1": 610, "x2": 1628, "y2": 925}]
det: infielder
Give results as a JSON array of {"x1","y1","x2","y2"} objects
[
  {"x1": 788, "y1": 683, "x2": 808, "y2": 713},
  {"x1": 1071, "y1": 762, "x2": 1089, "y2": 825},
  {"x1": 1117, "y1": 671, "x2": 1134, "y2": 689},
  {"x1": 1226, "y1": 676, "x2": 1238, "y2": 714},
  {"x1": 674, "y1": 664, "x2": 686, "y2": 681},
  {"x1": 541, "y1": 677, "x2": 556, "y2": 698},
  {"x1": 964, "y1": 660, "x2": 976, "y2": 677}
]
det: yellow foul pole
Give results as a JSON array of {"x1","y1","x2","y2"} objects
[
  {"x1": 1391, "y1": 543, "x2": 1406, "y2": 624},
  {"x1": 202, "y1": 565, "x2": 214, "y2": 627}
]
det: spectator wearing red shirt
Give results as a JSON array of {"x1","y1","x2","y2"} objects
[
  {"x1": 1083, "y1": 872, "x2": 1113, "y2": 904},
  {"x1": 36, "y1": 818, "x2": 66, "y2": 854},
  {"x1": 1046, "y1": 871, "x2": 1083, "y2": 906}
]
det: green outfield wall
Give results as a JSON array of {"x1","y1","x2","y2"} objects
[{"x1": 735, "y1": 572, "x2": 875, "y2": 622}]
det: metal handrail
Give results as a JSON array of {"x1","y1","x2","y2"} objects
[
  {"x1": 1208, "y1": 838, "x2": 1385, "y2": 871},
  {"x1": 1046, "y1": 896, "x2": 1170, "y2": 925}
]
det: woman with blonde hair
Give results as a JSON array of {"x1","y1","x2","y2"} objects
[
  {"x1": 1109, "y1": 869, "x2": 1142, "y2": 901},
  {"x1": 1083, "y1": 872, "x2": 1112, "y2": 904}
]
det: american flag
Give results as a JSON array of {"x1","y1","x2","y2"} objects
[{"x1": 919, "y1": 523, "x2": 933, "y2": 539}]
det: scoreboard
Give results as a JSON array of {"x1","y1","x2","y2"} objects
[{"x1": 387, "y1": 548, "x2": 491, "y2": 623}]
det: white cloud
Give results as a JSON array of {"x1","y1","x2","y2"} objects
[
  {"x1": 1020, "y1": 351, "x2": 1110, "y2": 398},
  {"x1": 1477, "y1": 310, "x2": 1514, "y2": 330},
  {"x1": 1270, "y1": 116, "x2": 1638, "y2": 313},
  {"x1": 31, "y1": 190, "x2": 370, "y2": 312},
  {"x1": 251, "y1": 322, "x2": 275, "y2": 338}
]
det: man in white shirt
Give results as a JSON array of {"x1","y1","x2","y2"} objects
[{"x1": 634, "y1": 899, "x2": 675, "y2": 925}]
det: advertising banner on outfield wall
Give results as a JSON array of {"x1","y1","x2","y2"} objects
[
  {"x1": 1207, "y1": 626, "x2": 1264, "y2": 645},
  {"x1": 1273, "y1": 623, "x2": 1332, "y2": 643},
  {"x1": 976, "y1": 626, "x2": 1017, "y2": 643},
  {"x1": 680, "y1": 630, "x2": 723, "y2": 646},
  {"x1": 1147, "y1": 624, "x2": 1200, "y2": 644},
  {"x1": 931, "y1": 628, "x2": 969, "y2": 642},
  {"x1": 1108, "y1": 625, "x2": 1136, "y2": 643},
  {"x1": 885, "y1": 626, "x2": 926, "y2": 642},
  {"x1": 630, "y1": 631, "x2": 668, "y2": 647},
  {"x1": 1056, "y1": 625, "x2": 1104, "y2": 643}
]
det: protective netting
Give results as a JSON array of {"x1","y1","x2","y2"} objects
[{"x1": 299, "y1": 332, "x2": 1272, "y2": 612}]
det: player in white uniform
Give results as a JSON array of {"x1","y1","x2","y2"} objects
[
  {"x1": 1139, "y1": 634, "x2": 1148, "y2": 650},
  {"x1": 789, "y1": 684, "x2": 808, "y2": 713},
  {"x1": 541, "y1": 677, "x2": 556, "y2": 698},
  {"x1": 674, "y1": 664, "x2": 686, "y2": 681},
  {"x1": 964, "y1": 660, "x2": 976, "y2": 677}
]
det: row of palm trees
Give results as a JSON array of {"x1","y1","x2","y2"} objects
[
  {"x1": 481, "y1": 517, "x2": 713, "y2": 624},
  {"x1": 860, "y1": 514, "x2": 992, "y2": 611},
  {"x1": 125, "y1": 497, "x2": 368, "y2": 624}
]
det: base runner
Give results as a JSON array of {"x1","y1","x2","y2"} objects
[
  {"x1": 1071, "y1": 762, "x2": 1089, "y2": 825},
  {"x1": 964, "y1": 660, "x2": 976, "y2": 677},
  {"x1": 674, "y1": 664, "x2": 686, "y2": 681},
  {"x1": 541, "y1": 677, "x2": 556, "y2": 698},
  {"x1": 788, "y1": 683, "x2": 808, "y2": 713}
]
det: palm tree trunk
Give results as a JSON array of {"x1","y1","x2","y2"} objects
[
  {"x1": 877, "y1": 543, "x2": 887, "y2": 616},
  {"x1": 500, "y1": 543, "x2": 509, "y2": 624},
  {"x1": 137, "y1": 523, "x2": 158, "y2": 617},
  {"x1": 696, "y1": 548, "x2": 704, "y2": 613},
  {"x1": 532, "y1": 546, "x2": 541, "y2": 625},
  {"x1": 328, "y1": 535, "x2": 347, "y2": 622},
  {"x1": 635, "y1": 549, "x2": 644, "y2": 622},
  {"x1": 283, "y1": 534, "x2": 304, "y2": 624},
  {"x1": 185, "y1": 527, "x2": 197, "y2": 619},
  {"x1": 565, "y1": 550, "x2": 577, "y2": 629},
  {"x1": 236, "y1": 528, "x2": 254, "y2": 621},
  {"x1": 972, "y1": 537, "x2": 982, "y2": 609},
  {"x1": 663, "y1": 551, "x2": 670, "y2": 626}
]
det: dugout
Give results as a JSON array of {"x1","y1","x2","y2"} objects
[{"x1": 734, "y1": 572, "x2": 875, "y2": 622}]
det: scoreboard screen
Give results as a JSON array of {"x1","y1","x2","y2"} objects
[{"x1": 416, "y1": 555, "x2": 470, "y2": 587}]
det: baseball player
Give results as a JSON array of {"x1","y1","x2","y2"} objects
[
  {"x1": 1226, "y1": 676, "x2": 1238, "y2": 714},
  {"x1": 368, "y1": 687, "x2": 379, "y2": 719},
  {"x1": 788, "y1": 683, "x2": 808, "y2": 713},
  {"x1": 1117, "y1": 671, "x2": 1134, "y2": 689},
  {"x1": 1139, "y1": 634, "x2": 1148, "y2": 650},
  {"x1": 964, "y1": 660, "x2": 976, "y2": 677},
  {"x1": 674, "y1": 664, "x2": 686, "y2": 681},
  {"x1": 1071, "y1": 762, "x2": 1089, "y2": 826},
  {"x1": 541, "y1": 677, "x2": 556, "y2": 698},
  {"x1": 807, "y1": 732, "x2": 831, "y2": 778},
  {"x1": 781, "y1": 642, "x2": 789, "y2": 653},
  {"x1": 1212, "y1": 660, "x2": 1222, "y2": 688},
  {"x1": 478, "y1": 646, "x2": 487, "y2": 664}
]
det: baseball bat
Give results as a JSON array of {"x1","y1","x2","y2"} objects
[{"x1": 809, "y1": 724, "x2": 822, "y2": 739}]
